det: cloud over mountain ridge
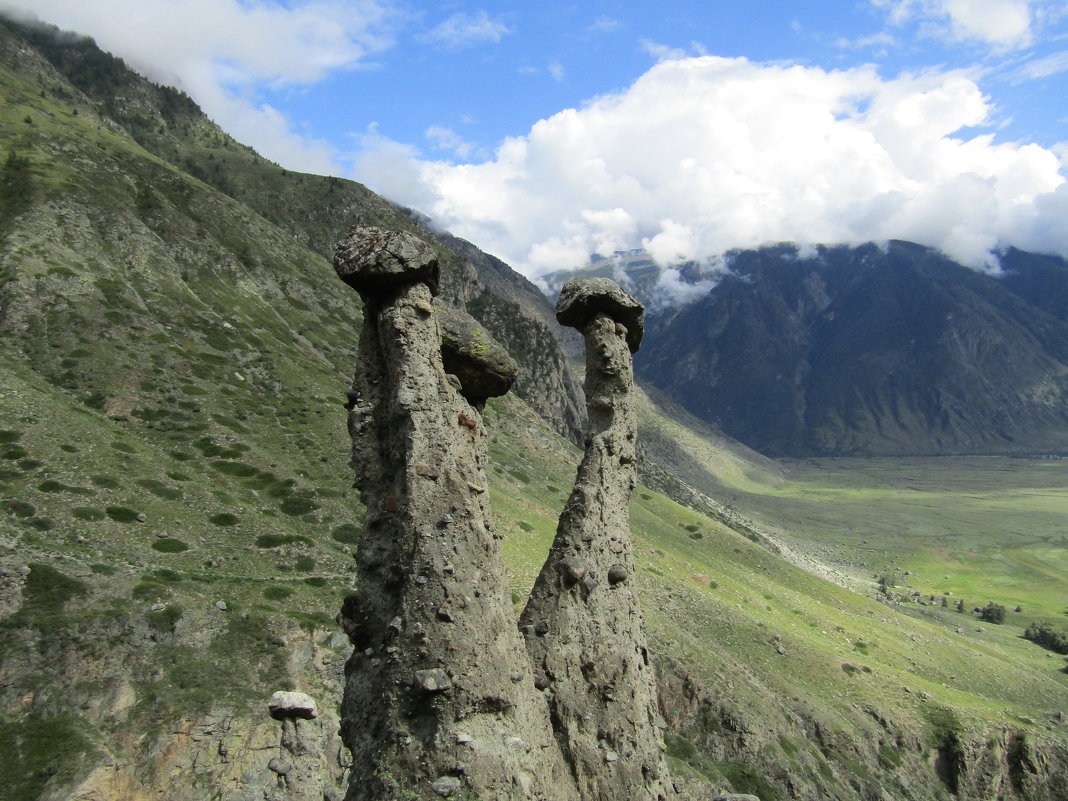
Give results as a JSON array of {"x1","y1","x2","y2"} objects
[{"x1": 360, "y1": 54, "x2": 1068, "y2": 277}]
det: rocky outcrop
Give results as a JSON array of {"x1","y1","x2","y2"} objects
[
  {"x1": 335, "y1": 227, "x2": 579, "y2": 801},
  {"x1": 520, "y1": 278, "x2": 676, "y2": 801}
]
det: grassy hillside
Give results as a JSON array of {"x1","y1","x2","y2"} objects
[{"x1": 1, "y1": 14, "x2": 1067, "y2": 801}]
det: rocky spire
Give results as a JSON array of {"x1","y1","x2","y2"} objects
[
  {"x1": 334, "y1": 227, "x2": 578, "y2": 801},
  {"x1": 520, "y1": 277, "x2": 676, "y2": 801}
]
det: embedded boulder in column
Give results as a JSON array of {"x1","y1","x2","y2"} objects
[{"x1": 436, "y1": 300, "x2": 518, "y2": 402}]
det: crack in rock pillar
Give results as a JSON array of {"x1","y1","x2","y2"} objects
[
  {"x1": 334, "y1": 227, "x2": 579, "y2": 801},
  {"x1": 520, "y1": 278, "x2": 676, "y2": 801}
]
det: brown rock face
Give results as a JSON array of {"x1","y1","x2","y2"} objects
[
  {"x1": 520, "y1": 279, "x2": 675, "y2": 801},
  {"x1": 335, "y1": 227, "x2": 578, "y2": 801}
]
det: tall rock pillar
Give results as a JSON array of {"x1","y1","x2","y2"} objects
[
  {"x1": 334, "y1": 227, "x2": 578, "y2": 801},
  {"x1": 520, "y1": 278, "x2": 675, "y2": 801}
]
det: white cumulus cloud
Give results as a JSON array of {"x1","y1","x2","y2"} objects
[
  {"x1": 4, "y1": 0, "x2": 397, "y2": 173},
  {"x1": 356, "y1": 55, "x2": 1067, "y2": 276},
  {"x1": 874, "y1": 0, "x2": 1039, "y2": 49}
]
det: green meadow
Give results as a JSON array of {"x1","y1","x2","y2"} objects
[{"x1": 736, "y1": 457, "x2": 1068, "y2": 620}]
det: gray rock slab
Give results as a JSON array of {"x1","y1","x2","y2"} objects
[
  {"x1": 267, "y1": 691, "x2": 318, "y2": 720},
  {"x1": 333, "y1": 226, "x2": 439, "y2": 296},
  {"x1": 555, "y1": 277, "x2": 644, "y2": 353}
]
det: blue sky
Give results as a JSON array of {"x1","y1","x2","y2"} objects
[{"x1": 8, "y1": 1, "x2": 1068, "y2": 276}]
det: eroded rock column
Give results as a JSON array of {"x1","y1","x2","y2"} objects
[
  {"x1": 335, "y1": 227, "x2": 578, "y2": 801},
  {"x1": 520, "y1": 278, "x2": 675, "y2": 801}
]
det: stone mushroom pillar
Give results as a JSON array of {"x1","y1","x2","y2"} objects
[
  {"x1": 334, "y1": 227, "x2": 578, "y2": 801},
  {"x1": 520, "y1": 278, "x2": 676, "y2": 801},
  {"x1": 265, "y1": 691, "x2": 325, "y2": 801}
]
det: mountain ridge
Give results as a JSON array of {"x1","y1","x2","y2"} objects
[{"x1": 553, "y1": 241, "x2": 1068, "y2": 457}]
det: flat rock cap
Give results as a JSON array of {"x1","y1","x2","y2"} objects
[
  {"x1": 436, "y1": 301, "x2": 517, "y2": 401},
  {"x1": 267, "y1": 691, "x2": 318, "y2": 720},
  {"x1": 555, "y1": 277, "x2": 644, "y2": 352},
  {"x1": 333, "y1": 226, "x2": 439, "y2": 296}
]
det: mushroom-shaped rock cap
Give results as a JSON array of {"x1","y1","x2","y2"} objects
[
  {"x1": 268, "y1": 691, "x2": 318, "y2": 720},
  {"x1": 555, "y1": 277, "x2": 644, "y2": 352},
  {"x1": 435, "y1": 300, "x2": 518, "y2": 401},
  {"x1": 333, "y1": 226, "x2": 439, "y2": 296}
]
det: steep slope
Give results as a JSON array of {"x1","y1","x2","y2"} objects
[
  {"x1": 0, "y1": 15, "x2": 584, "y2": 442},
  {"x1": 635, "y1": 242, "x2": 1068, "y2": 456}
]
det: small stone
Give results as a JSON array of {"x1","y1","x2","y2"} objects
[
  {"x1": 604, "y1": 751, "x2": 619, "y2": 763},
  {"x1": 437, "y1": 607, "x2": 453, "y2": 623},
  {"x1": 268, "y1": 691, "x2": 318, "y2": 720},
  {"x1": 388, "y1": 616, "x2": 403, "y2": 633},
  {"x1": 135, "y1": 513, "x2": 147, "y2": 523},
  {"x1": 415, "y1": 575, "x2": 428, "y2": 586},
  {"x1": 268, "y1": 757, "x2": 291, "y2": 775},
  {"x1": 607, "y1": 565, "x2": 628, "y2": 585},
  {"x1": 443, "y1": 564, "x2": 454, "y2": 574},
  {"x1": 150, "y1": 603, "x2": 165, "y2": 611},
  {"x1": 455, "y1": 732, "x2": 472, "y2": 744},
  {"x1": 415, "y1": 464, "x2": 440, "y2": 480},
  {"x1": 534, "y1": 620, "x2": 550, "y2": 636},
  {"x1": 415, "y1": 669, "x2": 453, "y2": 693},
  {"x1": 509, "y1": 671, "x2": 524, "y2": 682},
  {"x1": 16, "y1": 566, "x2": 30, "y2": 576},
  {"x1": 215, "y1": 601, "x2": 228, "y2": 611},
  {"x1": 440, "y1": 514, "x2": 454, "y2": 526},
  {"x1": 431, "y1": 776, "x2": 462, "y2": 797},
  {"x1": 533, "y1": 671, "x2": 551, "y2": 690},
  {"x1": 776, "y1": 646, "x2": 787, "y2": 656}
]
